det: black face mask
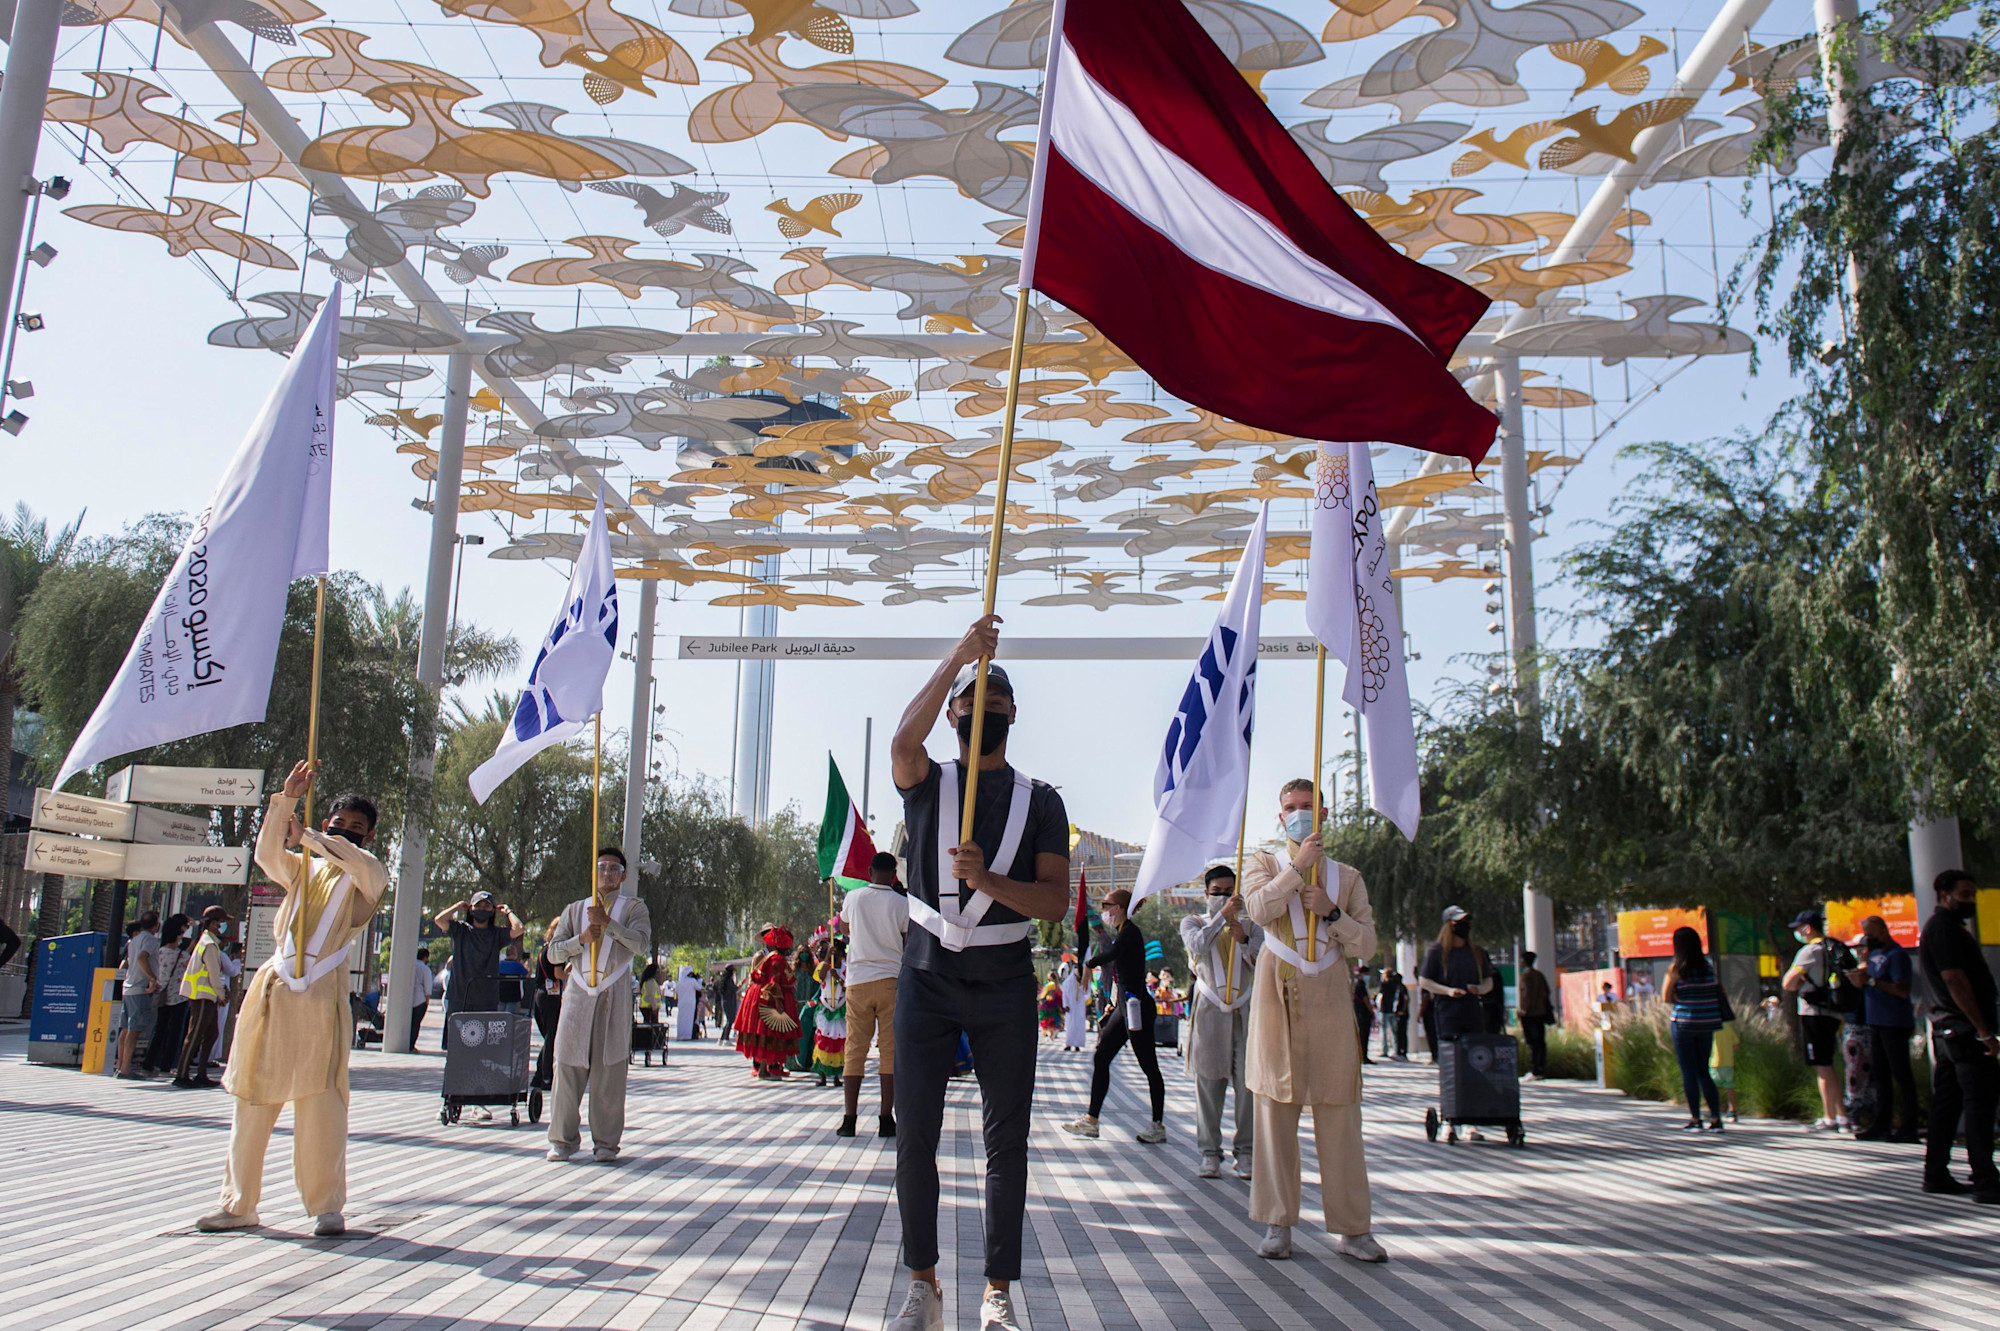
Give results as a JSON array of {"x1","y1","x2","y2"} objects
[
  {"x1": 955, "y1": 709, "x2": 1010, "y2": 756},
  {"x1": 471, "y1": 910, "x2": 495, "y2": 925},
  {"x1": 1951, "y1": 897, "x2": 1978, "y2": 920},
  {"x1": 1452, "y1": 919, "x2": 1471, "y2": 939},
  {"x1": 324, "y1": 825, "x2": 368, "y2": 846}
]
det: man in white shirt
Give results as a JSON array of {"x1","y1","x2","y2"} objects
[
  {"x1": 117, "y1": 912, "x2": 161, "y2": 1080},
  {"x1": 409, "y1": 947, "x2": 435, "y2": 1049},
  {"x1": 841, "y1": 851, "x2": 909, "y2": 1138}
]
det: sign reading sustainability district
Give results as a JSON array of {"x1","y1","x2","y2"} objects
[
  {"x1": 25, "y1": 831, "x2": 250, "y2": 885},
  {"x1": 32, "y1": 789, "x2": 209, "y2": 845},
  {"x1": 678, "y1": 636, "x2": 1329, "y2": 661}
]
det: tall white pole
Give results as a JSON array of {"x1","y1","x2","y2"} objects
[
  {"x1": 384, "y1": 350, "x2": 471, "y2": 1052},
  {"x1": 0, "y1": 0, "x2": 59, "y2": 342},
  {"x1": 621, "y1": 578, "x2": 656, "y2": 896},
  {"x1": 731, "y1": 552, "x2": 779, "y2": 822}
]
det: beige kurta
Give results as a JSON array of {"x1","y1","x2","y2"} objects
[
  {"x1": 1181, "y1": 905, "x2": 1263, "y2": 1083},
  {"x1": 1242, "y1": 848, "x2": 1377, "y2": 1107},
  {"x1": 546, "y1": 894, "x2": 651, "y2": 1068},
  {"x1": 224, "y1": 793, "x2": 389, "y2": 1106}
]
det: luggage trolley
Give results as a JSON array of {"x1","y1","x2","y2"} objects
[
  {"x1": 1424, "y1": 1032, "x2": 1525, "y2": 1147},
  {"x1": 441, "y1": 1010, "x2": 539, "y2": 1127}
]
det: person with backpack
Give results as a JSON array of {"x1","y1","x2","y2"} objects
[{"x1": 1781, "y1": 909, "x2": 1858, "y2": 1133}]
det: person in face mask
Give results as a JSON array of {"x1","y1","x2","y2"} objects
[
  {"x1": 173, "y1": 905, "x2": 235, "y2": 1089},
  {"x1": 1063, "y1": 888, "x2": 1168, "y2": 1143},
  {"x1": 1779, "y1": 909, "x2": 1848, "y2": 1132},
  {"x1": 433, "y1": 889, "x2": 525, "y2": 1059},
  {"x1": 1178, "y1": 864, "x2": 1263, "y2": 1179},
  {"x1": 196, "y1": 761, "x2": 388, "y2": 1238},
  {"x1": 1418, "y1": 907, "x2": 1493, "y2": 1046},
  {"x1": 1919, "y1": 870, "x2": 2000, "y2": 1199},
  {"x1": 1240, "y1": 778, "x2": 1386, "y2": 1264}
]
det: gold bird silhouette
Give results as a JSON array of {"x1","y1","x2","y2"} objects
[
  {"x1": 563, "y1": 37, "x2": 681, "y2": 105},
  {"x1": 1536, "y1": 98, "x2": 1697, "y2": 170},
  {"x1": 1451, "y1": 121, "x2": 1563, "y2": 176},
  {"x1": 838, "y1": 391, "x2": 955, "y2": 445},
  {"x1": 1024, "y1": 389, "x2": 1171, "y2": 427},
  {"x1": 709, "y1": 583, "x2": 861, "y2": 610},
  {"x1": 949, "y1": 376, "x2": 1088, "y2": 419},
  {"x1": 689, "y1": 542, "x2": 788, "y2": 567},
  {"x1": 1128, "y1": 409, "x2": 1291, "y2": 452},
  {"x1": 739, "y1": 0, "x2": 854, "y2": 54},
  {"x1": 469, "y1": 388, "x2": 505, "y2": 413},
  {"x1": 368, "y1": 407, "x2": 443, "y2": 439},
  {"x1": 766, "y1": 192, "x2": 862, "y2": 239},
  {"x1": 616, "y1": 559, "x2": 755, "y2": 586},
  {"x1": 1465, "y1": 254, "x2": 1630, "y2": 308},
  {"x1": 1548, "y1": 36, "x2": 1667, "y2": 96}
]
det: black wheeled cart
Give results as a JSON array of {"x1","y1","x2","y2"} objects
[
  {"x1": 1424, "y1": 1033, "x2": 1525, "y2": 1146},
  {"x1": 441, "y1": 1010, "x2": 540, "y2": 1127}
]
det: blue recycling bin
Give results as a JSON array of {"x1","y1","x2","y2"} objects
[{"x1": 29, "y1": 932, "x2": 106, "y2": 1066}]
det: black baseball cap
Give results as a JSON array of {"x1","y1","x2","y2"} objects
[
  {"x1": 950, "y1": 663, "x2": 1012, "y2": 702},
  {"x1": 1789, "y1": 909, "x2": 1823, "y2": 930}
]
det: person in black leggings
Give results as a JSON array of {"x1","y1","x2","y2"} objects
[{"x1": 1063, "y1": 889, "x2": 1167, "y2": 1143}]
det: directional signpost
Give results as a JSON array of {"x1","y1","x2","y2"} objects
[
  {"x1": 103, "y1": 765, "x2": 263, "y2": 806},
  {"x1": 25, "y1": 766, "x2": 261, "y2": 890}
]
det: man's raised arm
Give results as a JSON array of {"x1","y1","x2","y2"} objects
[{"x1": 892, "y1": 615, "x2": 999, "y2": 791}]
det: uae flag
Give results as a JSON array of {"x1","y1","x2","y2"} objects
[
  {"x1": 817, "y1": 755, "x2": 877, "y2": 884},
  {"x1": 1020, "y1": 0, "x2": 1495, "y2": 463}
]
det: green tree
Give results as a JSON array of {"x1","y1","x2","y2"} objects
[{"x1": 0, "y1": 503, "x2": 85, "y2": 782}]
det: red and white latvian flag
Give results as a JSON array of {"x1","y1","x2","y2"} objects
[
  {"x1": 817, "y1": 754, "x2": 878, "y2": 884},
  {"x1": 1020, "y1": 0, "x2": 1496, "y2": 463}
]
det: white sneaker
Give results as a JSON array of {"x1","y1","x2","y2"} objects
[
  {"x1": 1806, "y1": 1117, "x2": 1837, "y2": 1133},
  {"x1": 1232, "y1": 1156, "x2": 1254, "y2": 1180},
  {"x1": 1136, "y1": 1120, "x2": 1166, "y2": 1144},
  {"x1": 978, "y1": 1288, "x2": 1022, "y2": 1331},
  {"x1": 1256, "y1": 1224, "x2": 1292, "y2": 1259},
  {"x1": 469, "y1": 1105, "x2": 493, "y2": 1123},
  {"x1": 592, "y1": 1145, "x2": 620, "y2": 1163},
  {"x1": 194, "y1": 1208, "x2": 259, "y2": 1233},
  {"x1": 886, "y1": 1278, "x2": 944, "y2": 1331},
  {"x1": 1337, "y1": 1231, "x2": 1389, "y2": 1263},
  {"x1": 312, "y1": 1213, "x2": 345, "y2": 1237},
  {"x1": 1061, "y1": 1115, "x2": 1099, "y2": 1138},
  {"x1": 1197, "y1": 1155, "x2": 1222, "y2": 1179},
  {"x1": 546, "y1": 1144, "x2": 575, "y2": 1162}
]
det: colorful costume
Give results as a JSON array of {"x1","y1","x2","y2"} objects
[
  {"x1": 1039, "y1": 980, "x2": 1063, "y2": 1037},
  {"x1": 733, "y1": 929, "x2": 799, "y2": 1076},
  {"x1": 812, "y1": 959, "x2": 848, "y2": 1078},
  {"x1": 789, "y1": 962, "x2": 821, "y2": 1073}
]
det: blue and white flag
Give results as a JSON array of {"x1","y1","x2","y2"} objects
[
  {"x1": 469, "y1": 490, "x2": 619, "y2": 804},
  {"x1": 1130, "y1": 503, "x2": 1268, "y2": 906}
]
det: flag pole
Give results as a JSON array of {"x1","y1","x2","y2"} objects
[
  {"x1": 295, "y1": 574, "x2": 329, "y2": 960},
  {"x1": 590, "y1": 709, "x2": 602, "y2": 985},
  {"x1": 1306, "y1": 643, "x2": 1327, "y2": 964},
  {"x1": 958, "y1": 286, "x2": 1033, "y2": 845}
]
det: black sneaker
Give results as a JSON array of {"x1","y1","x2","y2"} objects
[
  {"x1": 836, "y1": 1115, "x2": 857, "y2": 1138},
  {"x1": 1976, "y1": 1185, "x2": 2000, "y2": 1205},
  {"x1": 1680, "y1": 1120, "x2": 1703, "y2": 1132},
  {"x1": 171, "y1": 1077, "x2": 199, "y2": 1089},
  {"x1": 1922, "y1": 1175, "x2": 1973, "y2": 1195},
  {"x1": 878, "y1": 1115, "x2": 897, "y2": 1139}
]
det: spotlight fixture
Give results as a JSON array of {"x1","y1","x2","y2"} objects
[
  {"x1": 1486, "y1": 622, "x2": 1503, "y2": 635},
  {"x1": 1483, "y1": 581, "x2": 1501, "y2": 595},
  {"x1": 410, "y1": 497, "x2": 434, "y2": 514},
  {"x1": 15, "y1": 311, "x2": 43, "y2": 332},
  {"x1": 1483, "y1": 600, "x2": 1500, "y2": 614},
  {"x1": 26, "y1": 242, "x2": 55, "y2": 268},
  {"x1": 0, "y1": 410, "x2": 27, "y2": 436},
  {"x1": 43, "y1": 176, "x2": 71, "y2": 200},
  {"x1": 458, "y1": 533, "x2": 485, "y2": 546},
  {"x1": 5, "y1": 379, "x2": 31, "y2": 399}
]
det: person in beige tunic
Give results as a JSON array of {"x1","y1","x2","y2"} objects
[
  {"x1": 1180, "y1": 864, "x2": 1263, "y2": 1180},
  {"x1": 544, "y1": 847, "x2": 652, "y2": 1163},
  {"x1": 197, "y1": 760, "x2": 389, "y2": 1238},
  {"x1": 1241, "y1": 778, "x2": 1387, "y2": 1264}
]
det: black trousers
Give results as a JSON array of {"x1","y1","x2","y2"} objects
[
  {"x1": 533, "y1": 992, "x2": 563, "y2": 1090},
  {"x1": 1926, "y1": 1030, "x2": 1999, "y2": 1187},
  {"x1": 1521, "y1": 1016, "x2": 1549, "y2": 1078},
  {"x1": 176, "y1": 999, "x2": 218, "y2": 1081},
  {"x1": 1087, "y1": 992, "x2": 1164, "y2": 1121},
  {"x1": 894, "y1": 965, "x2": 1037, "y2": 1280},
  {"x1": 1391, "y1": 1013, "x2": 1409, "y2": 1057},
  {"x1": 1868, "y1": 1025, "x2": 1918, "y2": 1132},
  {"x1": 146, "y1": 1002, "x2": 189, "y2": 1073},
  {"x1": 409, "y1": 1002, "x2": 428, "y2": 1048}
]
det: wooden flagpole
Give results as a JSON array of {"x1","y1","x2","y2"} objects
[
  {"x1": 1306, "y1": 643, "x2": 1327, "y2": 963},
  {"x1": 1223, "y1": 759, "x2": 1252, "y2": 1005},
  {"x1": 295, "y1": 575, "x2": 329, "y2": 959},
  {"x1": 958, "y1": 286, "x2": 1034, "y2": 845},
  {"x1": 589, "y1": 710, "x2": 602, "y2": 985}
]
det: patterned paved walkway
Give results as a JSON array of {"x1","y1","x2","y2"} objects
[{"x1": 3, "y1": 1026, "x2": 1994, "y2": 1330}]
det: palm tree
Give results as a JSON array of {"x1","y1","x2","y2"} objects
[
  {"x1": 0, "y1": 504, "x2": 83, "y2": 793},
  {"x1": 355, "y1": 583, "x2": 518, "y2": 687}
]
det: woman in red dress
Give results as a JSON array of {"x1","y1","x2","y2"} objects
[{"x1": 733, "y1": 925, "x2": 799, "y2": 1079}]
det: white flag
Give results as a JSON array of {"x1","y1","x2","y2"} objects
[
  {"x1": 54, "y1": 285, "x2": 342, "y2": 790},
  {"x1": 469, "y1": 490, "x2": 619, "y2": 804},
  {"x1": 1306, "y1": 441, "x2": 1419, "y2": 839},
  {"x1": 1130, "y1": 503, "x2": 1268, "y2": 906}
]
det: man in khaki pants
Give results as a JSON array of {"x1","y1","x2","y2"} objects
[
  {"x1": 1240, "y1": 778, "x2": 1387, "y2": 1264},
  {"x1": 840, "y1": 852, "x2": 907, "y2": 1137}
]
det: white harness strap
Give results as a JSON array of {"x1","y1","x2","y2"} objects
[
  {"x1": 274, "y1": 871, "x2": 354, "y2": 992},
  {"x1": 1195, "y1": 927, "x2": 1254, "y2": 1012},
  {"x1": 907, "y1": 763, "x2": 1036, "y2": 951},
  {"x1": 566, "y1": 897, "x2": 638, "y2": 996},
  {"x1": 1258, "y1": 873, "x2": 1345, "y2": 977}
]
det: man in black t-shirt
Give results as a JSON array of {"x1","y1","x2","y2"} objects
[
  {"x1": 434, "y1": 890, "x2": 524, "y2": 1052},
  {"x1": 1919, "y1": 869, "x2": 2000, "y2": 1200},
  {"x1": 886, "y1": 615, "x2": 1070, "y2": 1331}
]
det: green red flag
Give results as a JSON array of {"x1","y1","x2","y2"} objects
[{"x1": 817, "y1": 754, "x2": 877, "y2": 884}]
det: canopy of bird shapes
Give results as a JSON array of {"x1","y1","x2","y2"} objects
[
  {"x1": 1290, "y1": 120, "x2": 1469, "y2": 192},
  {"x1": 833, "y1": 391, "x2": 956, "y2": 445},
  {"x1": 671, "y1": 0, "x2": 910, "y2": 53},
  {"x1": 905, "y1": 429, "x2": 1064, "y2": 504},
  {"x1": 1375, "y1": 468, "x2": 1479, "y2": 512},
  {"x1": 767, "y1": 193, "x2": 862, "y2": 239},
  {"x1": 432, "y1": 0, "x2": 696, "y2": 102},
  {"x1": 397, "y1": 439, "x2": 517, "y2": 482},
  {"x1": 588, "y1": 181, "x2": 731, "y2": 237},
  {"x1": 950, "y1": 0, "x2": 1319, "y2": 93},
  {"x1": 729, "y1": 486, "x2": 850, "y2": 520},
  {"x1": 1049, "y1": 453, "x2": 1234, "y2": 502},
  {"x1": 1513, "y1": 370, "x2": 1594, "y2": 410},
  {"x1": 1465, "y1": 251, "x2": 1630, "y2": 308},
  {"x1": 1534, "y1": 97, "x2": 1697, "y2": 172},
  {"x1": 714, "y1": 355, "x2": 886, "y2": 402},
  {"x1": 687, "y1": 298, "x2": 819, "y2": 334},
  {"x1": 818, "y1": 254, "x2": 1034, "y2": 339},
  {"x1": 1154, "y1": 570, "x2": 1233, "y2": 594},
  {"x1": 964, "y1": 504, "x2": 1079, "y2": 530},
  {"x1": 1645, "y1": 101, "x2": 1826, "y2": 185},
  {"x1": 1492, "y1": 294, "x2": 1752, "y2": 363},
  {"x1": 615, "y1": 557, "x2": 757, "y2": 586},
  {"x1": 747, "y1": 319, "x2": 938, "y2": 367},
  {"x1": 971, "y1": 321, "x2": 1136, "y2": 383},
  {"x1": 709, "y1": 582, "x2": 862, "y2": 610},
  {"x1": 543, "y1": 385, "x2": 790, "y2": 449},
  {"x1": 1342, "y1": 187, "x2": 1543, "y2": 259},
  {"x1": 307, "y1": 185, "x2": 475, "y2": 282},
  {"x1": 823, "y1": 492, "x2": 934, "y2": 527},
  {"x1": 1548, "y1": 34, "x2": 1665, "y2": 95},
  {"x1": 478, "y1": 104, "x2": 695, "y2": 186},
  {"x1": 787, "y1": 82, "x2": 1041, "y2": 216},
  {"x1": 670, "y1": 452, "x2": 841, "y2": 489},
  {"x1": 1402, "y1": 507, "x2": 1504, "y2": 556},
  {"x1": 1306, "y1": 62, "x2": 1525, "y2": 124},
  {"x1": 772, "y1": 246, "x2": 876, "y2": 299},
  {"x1": 264, "y1": 26, "x2": 478, "y2": 97},
  {"x1": 72, "y1": 0, "x2": 321, "y2": 47},
  {"x1": 337, "y1": 361, "x2": 431, "y2": 399},
  {"x1": 688, "y1": 35, "x2": 945, "y2": 144},
  {"x1": 366, "y1": 406, "x2": 442, "y2": 440},
  {"x1": 686, "y1": 540, "x2": 791, "y2": 566},
  {"x1": 450, "y1": 479, "x2": 581, "y2": 517},
  {"x1": 1023, "y1": 389, "x2": 1172, "y2": 427},
  {"x1": 209, "y1": 289, "x2": 460, "y2": 357},
  {"x1": 1126, "y1": 408, "x2": 1293, "y2": 452},
  {"x1": 1528, "y1": 449, "x2": 1585, "y2": 474},
  {"x1": 1022, "y1": 571, "x2": 1177, "y2": 611},
  {"x1": 506, "y1": 236, "x2": 646, "y2": 297},
  {"x1": 43, "y1": 73, "x2": 304, "y2": 186},
  {"x1": 1392, "y1": 558, "x2": 1492, "y2": 581},
  {"x1": 585, "y1": 253, "x2": 791, "y2": 317},
  {"x1": 1188, "y1": 529, "x2": 1312, "y2": 566},
  {"x1": 472, "y1": 311, "x2": 682, "y2": 381},
  {"x1": 515, "y1": 445, "x2": 620, "y2": 482},
  {"x1": 1108, "y1": 506, "x2": 1256, "y2": 557},
  {"x1": 64, "y1": 195, "x2": 294, "y2": 269},
  {"x1": 431, "y1": 244, "x2": 509, "y2": 284},
  {"x1": 1357, "y1": 0, "x2": 1645, "y2": 97},
  {"x1": 949, "y1": 375, "x2": 1086, "y2": 418},
  {"x1": 882, "y1": 582, "x2": 981, "y2": 605}
]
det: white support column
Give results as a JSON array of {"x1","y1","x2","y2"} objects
[
  {"x1": 731, "y1": 552, "x2": 779, "y2": 823},
  {"x1": 383, "y1": 351, "x2": 470, "y2": 1052},
  {"x1": 0, "y1": 0, "x2": 58, "y2": 340},
  {"x1": 621, "y1": 578, "x2": 656, "y2": 895}
]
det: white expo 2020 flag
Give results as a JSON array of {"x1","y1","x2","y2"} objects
[
  {"x1": 1306, "y1": 441, "x2": 1420, "y2": 839},
  {"x1": 1128, "y1": 502, "x2": 1269, "y2": 907},
  {"x1": 54, "y1": 285, "x2": 342, "y2": 790},
  {"x1": 468, "y1": 490, "x2": 619, "y2": 804}
]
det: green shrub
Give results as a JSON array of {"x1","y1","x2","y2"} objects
[
  {"x1": 1604, "y1": 1007, "x2": 1686, "y2": 1104},
  {"x1": 1523, "y1": 1025, "x2": 1600, "y2": 1080},
  {"x1": 1733, "y1": 1012, "x2": 1823, "y2": 1121}
]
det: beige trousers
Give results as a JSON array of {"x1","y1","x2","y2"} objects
[
  {"x1": 549, "y1": 994, "x2": 629, "y2": 1152},
  {"x1": 219, "y1": 1087, "x2": 349, "y2": 1219},
  {"x1": 1249, "y1": 1096, "x2": 1371, "y2": 1235},
  {"x1": 844, "y1": 977, "x2": 897, "y2": 1076}
]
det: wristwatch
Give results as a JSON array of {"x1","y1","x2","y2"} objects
[{"x1": 1326, "y1": 905, "x2": 1343, "y2": 924}]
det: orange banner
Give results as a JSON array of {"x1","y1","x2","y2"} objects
[
  {"x1": 1824, "y1": 895, "x2": 1918, "y2": 947},
  {"x1": 1616, "y1": 909, "x2": 1708, "y2": 959}
]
